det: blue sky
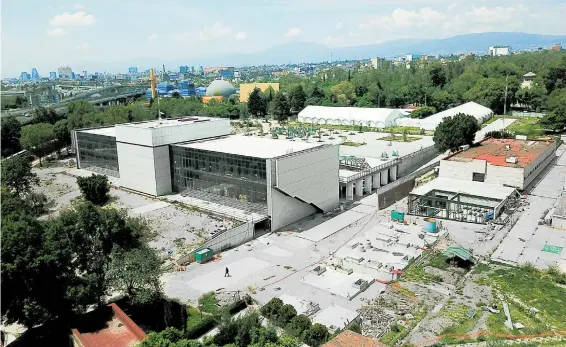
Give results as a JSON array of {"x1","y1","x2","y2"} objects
[{"x1": 2, "y1": 0, "x2": 566, "y2": 77}]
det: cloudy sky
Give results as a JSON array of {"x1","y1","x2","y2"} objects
[{"x1": 2, "y1": 0, "x2": 565, "y2": 77}]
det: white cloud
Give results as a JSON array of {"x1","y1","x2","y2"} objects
[
  {"x1": 73, "y1": 4, "x2": 84, "y2": 10},
  {"x1": 199, "y1": 22, "x2": 232, "y2": 40},
  {"x1": 359, "y1": 7, "x2": 445, "y2": 30},
  {"x1": 148, "y1": 33, "x2": 159, "y2": 41},
  {"x1": 284, "y1": 27, "x2": 302, "y2": 37},
  {"x1": 75, "y1": 43, "x2": 90, "y2": 52},
  {"x1": 336, "y1": 22, "x2": 343, "y2": 30},
  {"x1": 235, "y1": 31, "x2": 247, "y2": 40},
  {"x1": 48, "y1": 11, "x2": 96, "y2": 27},
  {"x1": 45, "y1": 27, "x2": 68, "y2": 36}
]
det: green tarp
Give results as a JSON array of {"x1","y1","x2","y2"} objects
[
  {"x1": 443, "y1": 245, "x2": 473, "y2": 261},
  {"x1": 542, "y1": 244, "x2": 564, "y2": 254}
]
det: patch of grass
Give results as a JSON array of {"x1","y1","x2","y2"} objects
[
  {"x1": 484, "y1": 265, "x2": 566, "y2": 330},
  {"x1": 384, "y1": 126, "x2": 423, "y2": 135},
  {"x1": 473, "y1": 262, "x2": 491, "y2": 274},
  {"x1": 341, "y1": 141, "x2": 365, "y2": 147},
  {"x1": 439, "y1": 304, "x2": 480, "y2": 340},
  {"x1": 396, "y1": 284, "x2": 416, "y2": 298},
  {"x1": 506, "y1": 117, "x2": 545, "y2": 138},
  {"x1": 401, "y1": 265, "x2": 443, "y2": 284},
  {"x1": 283, "y1": 265, "x2": 293, "y2": 270},
  {"x1": 380, "y1": 323, "x2": 407, "y2": 346},
  {"x1": 198, "y1": 292, "x2": 219, "y2": 315},
  {"x1": 379, "y1": 135, "x2": 422, "y2": 142},
  {"x1": 427, "y1": 252, "x2": 449, "y2": 270}
]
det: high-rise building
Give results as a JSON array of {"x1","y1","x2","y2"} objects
[
  {"x1": 58, "y1": 66, "x2": 73, "y2": 79},
  {"x1": 49, "y1": 71, "x2": 57, "y2": 79},
  {"x1": 128, "y1": 67, "x2": 138, "y2": 73},
  {"x1": 199, "y1": 65, "x2": 204, "y2": 74},
  {"x1": 180, "y1": 66, "x2": 189, "y2": 73},
  {"x1": 83, "y1": 70, "x2": 88, "y2": 78},
  {"x1": 190, "y1": 66, "x2": 195, "y2": 73},
  {"x1": 20, "y1": 72, "x2": 31, "y2": 81},
  {"x1": 370, "y1": 57, "x2": 384, "y2": 69},
  {"x1": 71, "y1": 72, "x2": 76, "y2": 79},
  {"x1": 31, "y1": 68, "x2": 40, "y2": 81}
]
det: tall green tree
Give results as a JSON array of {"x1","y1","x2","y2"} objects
[
  {"x1": 20, "y1": 123, "x2": 55, "y2": 166},
  {"x1": 54, "y1": 119, "x2": 71, "y2": 152},
  {"x1": 248, "y1": 88, "x2": 267, "y2": 117},
  {"x1": 32, "y1": 106, "x2": 59, "y2": 124},
  {"x1": 433, "y1": 113, "x2": 479, "y2": 152},
  {"x1": 1, "y1": 116, "x2": 22, "y2": 157},
  {"x1": 289, "y1": 85, "x2": 307, "y2": 113},
  {"x1": 271, "y1": 93, "x2": 291, "y2": 123},
  {"x1": 1, "y1": 153, "x2": 39, "y2": 195},
  {"x1": 541, "y1": 103, "x2": 566, "y2": 131},
  {"x1": 107, "y1": 247, "x2": 162, "y2": 305},
  {"x1": 410, "y1": 106, "x2": 436, "y2": 119}
]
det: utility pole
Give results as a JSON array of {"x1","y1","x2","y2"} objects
[{"x1": 503, "y1": 74, "x2": 509, "y2": 132}]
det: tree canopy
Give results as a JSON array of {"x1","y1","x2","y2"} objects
[
  {"x1": 1, "y1": 153, "x2": 39, "y2": 195},
  {"x1": 19, "y1": 123, "x2": 55, "y2": 166},
  {"x1": 248, "y1": 88, "x2": 267, "y2": 117},
  {"x1": 1, "y1": 116, "x2": 22, "y2": 157},
  {"x1": 76, "y1": 174, "x2": 110, "y2": 205},
  {"x1": 433, "y1": 113, "x2": 479, "y2": 152}
]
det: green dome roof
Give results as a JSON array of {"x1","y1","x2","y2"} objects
[{"x1": 206, "y1": 80, "x2": 236, "y2": 97}]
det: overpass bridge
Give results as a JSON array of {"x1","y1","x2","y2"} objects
[{"x1": 1, "y1": 85, "x2": 148, "y2": 121}]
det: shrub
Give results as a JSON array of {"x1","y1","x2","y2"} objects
[
  {"x1": 303, "y1": 323, "x2": 329, "y2": 347},
  {"x1": 286, "y1": 314, "x2": 312, "y2": 338},
  {"x1": 346, "y1": 321, "x2": 361, "y2": 334},
  {"x1": 260, "y1": 297, "x2": 283, "y2": 320},
  {"x1": 76, "y1": 174, "x2": 110, "y2": 205},
  {"x1": 198, "y1": 292, "x2": 218, "y2": 314},
  {"x1": 186, "y1": 314, "x2": 218, "y2": 339},
  {"x1": 276, "y1": 304, "x2": 297, "y2": 327}
]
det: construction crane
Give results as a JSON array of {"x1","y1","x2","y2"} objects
[{"x1": 149, "y1": 68, "x2": 157, "y2": 99}]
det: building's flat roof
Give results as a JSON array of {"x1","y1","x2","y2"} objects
[
  {"x1": 446, "y1": 138, "x2": 554, "y2": 168},
  {"x1": 81, "y1": 126, "x2": 116, "y2": 137},
  {"x1": 177, "y1": 135, "x2": 323, "y2": 158},
  {"x1": 411, "y1": 177, "x2": 516, "y2": 201},
  {"x1": 121, "y1": 116, "x2": 225, "y2": 129}
]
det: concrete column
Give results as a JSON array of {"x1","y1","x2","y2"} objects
[
  {"x1": 346, "y1": 182, "x2": 354, "y2": 201},
  {"x1": 372, "y1": 172, "x2": 380, "y2": 189},
  {"x1": 390, "y1": 165, "x2": 398, "y2": 181},
  {"x1": 355, "y1": 179, "x2": 364, "y2": 198},
  {"x1": 364, "y1": 175, "x2": 372, "y2": 194},
  {"x1": 381, "y1": 169, "x2": 389, "y2": 185}
]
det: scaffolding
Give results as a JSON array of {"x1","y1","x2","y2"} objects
[{"x1": 407, "y1": 189, "x2": 505, "y2": 224}]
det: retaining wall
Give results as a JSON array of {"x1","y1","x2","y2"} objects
[{"x1": 177, "y1": 222, "x2": 255, "y2": 264}]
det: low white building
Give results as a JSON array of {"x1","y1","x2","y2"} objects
[
  {"x1": 396, "y1": 102, "x2": 493, "y2": 131},
  {"x1": 489, "y1": 46, "x2": 510, "y2": 56},
  {"x1": 298, "y1": 105, "x2": 404, "y2": 128},
  {"x1": 440, "y1": 137, "x2": 557, "y2": 190}
]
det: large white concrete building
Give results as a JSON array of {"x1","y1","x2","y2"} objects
[{"x1": 72, "y1": 117, "x2": 339, "y2": 231}]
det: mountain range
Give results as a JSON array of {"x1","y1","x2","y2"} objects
[{"x1": 102, "y1": 32, "x2": 566, "y2": 72}]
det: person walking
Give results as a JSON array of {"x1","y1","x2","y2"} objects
[{"x1": 225, "y1": 267, "x2": 230, "y2": 277}]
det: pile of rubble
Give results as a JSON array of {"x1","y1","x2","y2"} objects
[{"x1": 359, "y1": 289, "x2": 419, "y2": 338}]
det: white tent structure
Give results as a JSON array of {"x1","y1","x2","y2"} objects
[
  {"x1": 396, "y1": 102, "x2": 493, "y2": 131},
  {"x1": 298, "y1": 105, "x2": 404, "y2": 128}
]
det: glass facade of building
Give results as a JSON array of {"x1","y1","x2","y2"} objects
[
  {"x1": 76, "y1": 132, "x2": 119, "y2": 177},
  {"x1": 170, "y1": 146, "x2": 267, "y2": 205}
]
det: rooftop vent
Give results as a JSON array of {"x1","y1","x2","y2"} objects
[{"x1": 506, "y1": 156, "x2": 518, "y2": 164}]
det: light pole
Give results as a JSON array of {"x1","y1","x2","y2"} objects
[{"x1": 503, "y1": 74, "x2": 509, "y2": 132}]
